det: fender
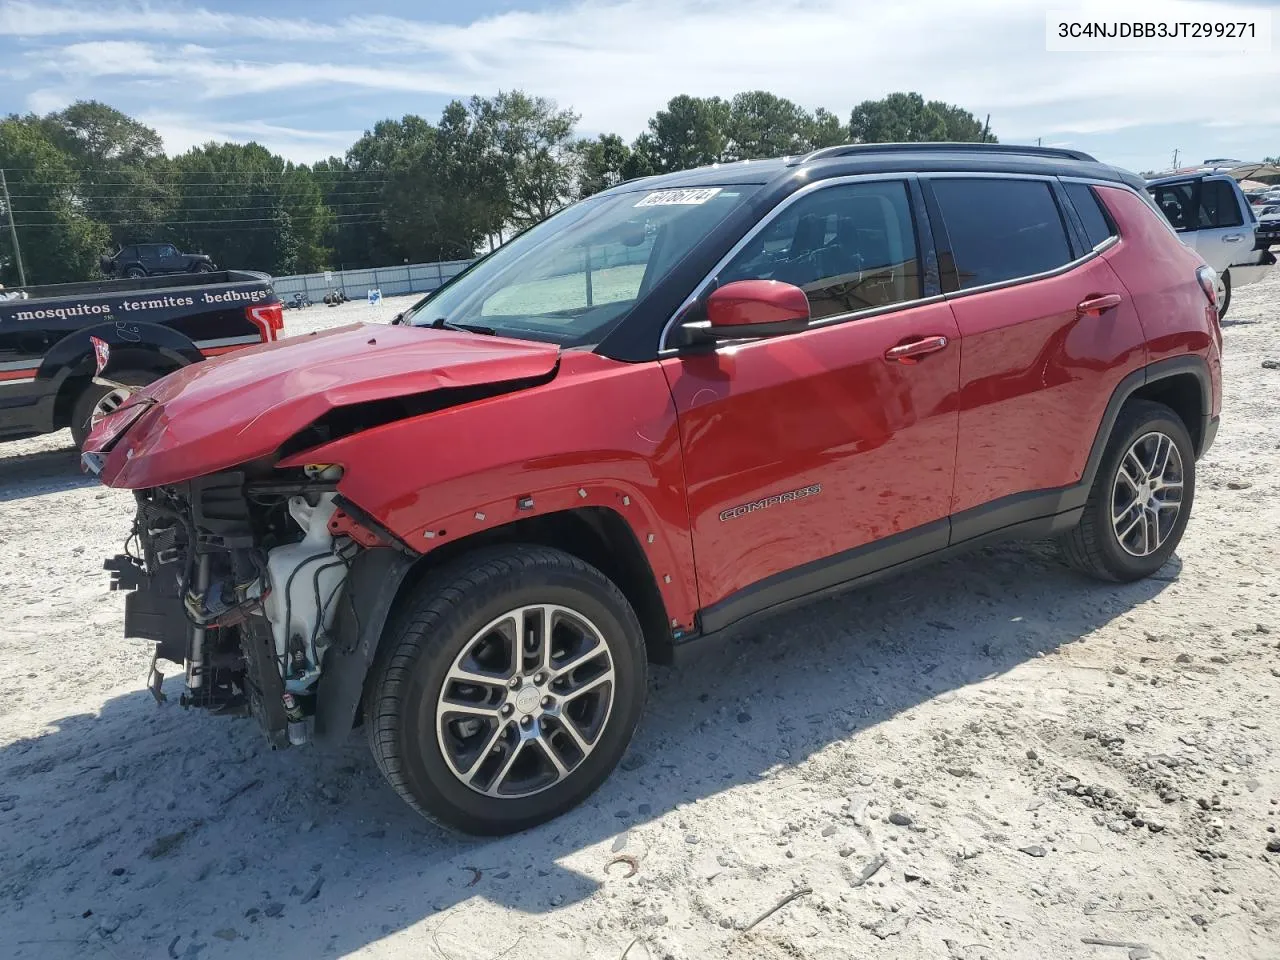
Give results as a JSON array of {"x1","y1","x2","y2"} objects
[
  {"x1": 21, "y1": 322, "x2": 203, "y2": 434},
  {"x1": 39, "y1": 319, "x2": 203, "y2": 386},
  {"x1": 277, "y1": 351, "x2": 700, "y2": 631},
  {"x1": 1078, "y1": 353, "x2": 1213, "y2": 492}
]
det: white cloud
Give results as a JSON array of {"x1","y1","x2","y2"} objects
[
  {"x1": 4, "y1": 0, "x2": 1277, "y2": 167},
  {"x1": 136, "y1": 112, "x2": 361, "y2": 159},
  {"x1": 0, "y1": 0, "x2": 338, "y2": 41},
  {"x1": 25, "y1": 87, "x2": 71, "y2": 114}
]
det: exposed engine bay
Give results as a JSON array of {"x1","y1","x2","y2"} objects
[{"x1": 105, "y1": 464, "x2": 353, "y2": 748}]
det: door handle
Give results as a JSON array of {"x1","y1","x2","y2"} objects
[
  {"x1": 1223, "y1": 234, "x2": 1244, "y2": 243},
  {"x1": 884, "y1": 335, "x2": 949, "y2": 363},
  {"x1": 1076, "y1": 293, "x2": 1122, "y2": 317}
]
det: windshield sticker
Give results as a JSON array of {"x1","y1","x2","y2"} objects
[{"x1": 635, "y1": 187, "x2": 723, "y2": 207}]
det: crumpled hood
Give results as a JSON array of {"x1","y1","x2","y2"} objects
[{"x1": 86, "y1": 322, "x2": 560, "y2": 488}]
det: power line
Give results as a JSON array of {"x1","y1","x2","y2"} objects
[
  {"x1": 1, "y1": 175, "x2": 395, "y2": 187},
  {"x1": 9, "y1": 201, "x2": 386, "y2": 218},
  {"x1": 5, "y1": 188, "x2": 388, "y2": 201},
  {"x1": 12, "y1": 214, "x2": 383, "y2": 229},
  {"x1": 12, "y1": 213, "x2": 381, "y2": 227}
]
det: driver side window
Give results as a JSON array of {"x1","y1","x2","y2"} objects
[{"x1": 719, "y1": 180, "x2": 922, "y2": 321}]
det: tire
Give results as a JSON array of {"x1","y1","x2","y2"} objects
[
  {"x1": 123, "y1": 266, "x2": 145, "y2": 279},
  {"x1": 193, "y1": 262, "x2": 214, "y2": 273},
  {"x1": 1058, "y1": 399, "x2": 1195, "y2": 582},
  {"x1": 70, "y1": 368, "x2": 158, "y2": 448},
  {"x1": 366, "y1": 545, "x2": 647, "y2": 835},
  {"x1": 1216, "y1": 270, "x2": 1231, "y2": 320}
]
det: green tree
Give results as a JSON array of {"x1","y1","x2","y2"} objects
[
  {"x1": 573, "y1": 133, "x2": 634, "y2": 198},
  {"x1": 168, "y1": 142, "x2": 329, "y2": 274},
  {"x1": 808, "y1": 108, "x2": 848, "y2": 149},
  {"x1": 0, "y1": 116, "x2": 110, "y2": 285},
  {"x1": 40, "y1": 101, "x2": 176, "y2": 247},
  {"x1": 849, "y1": 92, "x2": 995, "y2": 144},
  {"x1": 361, "y1": 105, "x2": 507, "y2": 263},
  {"x1": 471, "y1": 91, "x2": 579, "y2": 228},
  {"x1": 724, "y1": 91, "x2": 817, "y2": 159},
  {"x1": 646, "y1": 95, "x2": 731, "y2": 171}
]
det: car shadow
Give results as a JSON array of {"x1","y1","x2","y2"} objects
[
  {"x1": 0, "y1": 539, "x2": 1177, "y2": 959},
  {"x1": 0, "y1": 442, "x2": 94, "y2": 503}
]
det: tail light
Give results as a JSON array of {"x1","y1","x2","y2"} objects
[
  {"x1": 1196, "y1": 265, "x2": 1223, "y2": 351},
  {"x1": 246, "y1": 303, "x2": 284, "y2": 342},
  {"x1": 1196, "y1": 265, "x2": 1218, "y2": 309}
]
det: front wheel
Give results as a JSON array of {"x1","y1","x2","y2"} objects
[
  {"x1": 1058, "y1": 399, "x2": 1195, "y2": 581},
  {"x1": 70, "y1": 369, "x2": 158, "y2": 448},
  {"x1": 193, "y1": 262, "x2": 214, "y2": 273},
  {"x1": 366, "y1": 545, "x2": 647, "y2": 835}
]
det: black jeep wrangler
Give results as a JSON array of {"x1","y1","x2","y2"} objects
[{"x1": 101, "y1": 243, "x2": 217, "y2": 278}]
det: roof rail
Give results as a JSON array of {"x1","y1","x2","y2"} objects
[{"x1": 789, "y1": 142, "x2": 1098, "y2": 166}]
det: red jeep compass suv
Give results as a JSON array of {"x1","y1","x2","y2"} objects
[{"x1": 84, "y1": 143, "x2": 1222, "y2": 834}]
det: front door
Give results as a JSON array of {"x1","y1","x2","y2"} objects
[
  {"x1": 661, "y1": 178, "x2": 962, "y2": 627},
  {"x1": 156, "y1": 244, "x2": 181, "y2": 273}
]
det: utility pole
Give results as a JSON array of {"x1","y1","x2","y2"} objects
[{"x1": 0, "y1": 169, "x2": 27, "y2": 288}]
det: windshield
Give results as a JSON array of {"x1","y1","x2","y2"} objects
[{"x1": 407, "y1": 185, "x2": 760, "y2": 344}]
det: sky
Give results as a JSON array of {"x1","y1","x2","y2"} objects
[{"x1": 0, "y1": 0, "x2": 1277, "y2": 175}]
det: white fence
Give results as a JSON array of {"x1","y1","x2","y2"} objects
[{"x1": 272, "y1": 259, "x2": 474, "y2": 303}]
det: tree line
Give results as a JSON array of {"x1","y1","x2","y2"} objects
[{"x1": 0, "y1": 91, "x2": 995, "y2": 286}]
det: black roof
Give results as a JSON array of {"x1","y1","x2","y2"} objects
[{"x1": 606, "y1": 142, "x2": 1143, "y2": 195}]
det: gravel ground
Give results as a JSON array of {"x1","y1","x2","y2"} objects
[{"x1": 1, "y1": 282, "x2": 1278, "y2": 960}]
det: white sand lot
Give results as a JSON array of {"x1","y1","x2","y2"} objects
[{"x1": 1, "y1": 280, "x2": 1278, "y2": 960}]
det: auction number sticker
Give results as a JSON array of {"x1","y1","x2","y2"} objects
[{"x1": 635, "y1": 187, "x2": 722, "y2": 207}]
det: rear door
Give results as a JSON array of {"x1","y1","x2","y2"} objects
[
  {"x1": 662, "y1": 177, "x2": 962, "y2": 622},
  {"x1": 924, "y1": 175, "x2": 1149, "y2": 535},
  {"x1": 1193, "y1": 177, "x2": 1252, "y2": 269},
  {"x1": 137, "y1": 245, "x2": 163, "y2": 272}
]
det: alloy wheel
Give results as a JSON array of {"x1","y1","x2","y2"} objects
[
  {"x1": 435, "y1": 604, "x2": 616, "y2": 798},
  {"x1": 90, "y1": 387, "x2": 135, "y2": 429},
  {"x1": 1111, "y1": 431, "x2": 1184, "y2": 557}
]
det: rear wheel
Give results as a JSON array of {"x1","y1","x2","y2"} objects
[
  {"x1": 1058, "y1": 399, "x2": 1195, "y2": 582},
  {"x1": 123, "y1": 266, "x2": 146, "y2": 279},
  {"x1": 366, "y1": 545, "x2": 647, "y2": 835},
  {"x1": 70, "y1": 368, "x2": 157, "y2": 448}
]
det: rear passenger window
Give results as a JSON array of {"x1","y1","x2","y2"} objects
[
  {"x1": 1199, "y1": 180, "x2": 1244, "y2": 228},
  {"x1": 931, "y1": 179, "x2": 1074, "y2": 289},
  {"x1": 1063, "y1": 182, "x2": 1117, "y2": 248},
  {"x1": 719, "y1": 180, "x2": 922, "y2": 320}
]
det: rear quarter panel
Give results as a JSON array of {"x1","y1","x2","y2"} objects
[
  {"x1": 1096, "y1": 185, "x2": 1222, "y2": 418},
  {"x1": 279, "y1": 352, "x2": 700, "y2": 631}
]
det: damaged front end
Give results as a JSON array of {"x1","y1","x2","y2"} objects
[{"x1": 106, "y1": 465, "x2": 353, "y2": 749}]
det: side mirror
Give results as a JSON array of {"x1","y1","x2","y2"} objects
[{"x1": 686, "y1": 280, "x2": 811, "y2": 342}]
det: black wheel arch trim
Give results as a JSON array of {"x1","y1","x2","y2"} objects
[{"x1": 313, "y1": 546, "x2": 418, "y2": 747}]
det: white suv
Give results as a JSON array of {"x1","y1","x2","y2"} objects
[{"x1": 1148, "y1": 172, "x2": 1275, "y2": 317}]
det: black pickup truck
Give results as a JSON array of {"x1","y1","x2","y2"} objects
[{"x1": 0, "y1": 271, "x2": 281, "y2": 446}]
